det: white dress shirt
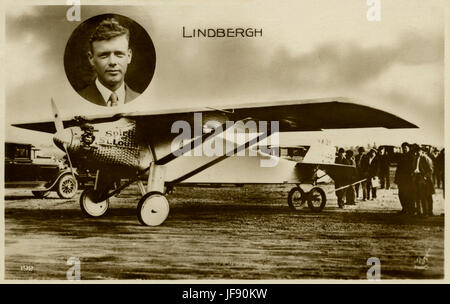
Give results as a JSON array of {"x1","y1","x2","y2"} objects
[{"x1": 95, "y1": 78, "x2": 126, "y2": 106}]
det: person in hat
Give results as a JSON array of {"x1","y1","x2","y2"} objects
[
  {"x1": 345, "y1": 150, "x2": 356, "y2": 205},
  {"x1": 360, "y1": 148, "x2": 379, "y2": 200},
  {"x1": 394, "y1": 142, "x2": 414, "y2": 214},
  {"x1": 409, "y1": 143, "x2": 421, "y2": 214},
  {"x1": 412, "y1": 145, "x2": 435, "y2": 216},
  {"x1": 378, "y1": 146, "x2": 390, "y2": 190},
  {"x1": 355, "y1": 147, "x2": 367, "y2": 200},
  {"x1": 335, "y1": 147, "x2": 347, "y2": 208}
]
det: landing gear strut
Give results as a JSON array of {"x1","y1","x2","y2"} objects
[{"x1": 288, "y1": 186, "x2": 327, "y2": 212}]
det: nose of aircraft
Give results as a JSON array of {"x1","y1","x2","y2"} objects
[{"x1": 53, "y1": 128, "x2": 73, "y2": 151}]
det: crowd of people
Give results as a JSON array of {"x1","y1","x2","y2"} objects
[{"x1": 334, "y1": 143, "x2": 444, "y2": 216}]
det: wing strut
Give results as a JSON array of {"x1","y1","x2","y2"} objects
[{"x1": 167, "y1": 123, "x2": 275, "y2": 185}]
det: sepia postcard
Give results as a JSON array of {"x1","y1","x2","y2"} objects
[{"x1": 0, "y1": 0, "x2": 448, "y2": 288}]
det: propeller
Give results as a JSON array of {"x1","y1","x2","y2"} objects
[
  {"x1": 51, "y1": 98, "x2": 64, "y2": 135},
  {"x1": 51, "y1": 98, "x2": 76, "y2": 179}
]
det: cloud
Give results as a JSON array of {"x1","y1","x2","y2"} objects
[
  {"x1": 267, "y1": 30, "x2": 443, "y2": 90},
  {"x1": 153, "y1": 29, "x2": 443, "y2": 103},
  {"x1": 6, "y1": 6, "x2": 75, "y2": 90},
  {"x1": 150, "y1": 27, "x2": 444, "y2": 145}
]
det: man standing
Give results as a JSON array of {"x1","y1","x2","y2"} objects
[
  {"x1": 412, "y1": 147, "x2": 435, "y2": 216},
  {"x1": 362, "y1": 149, "x2": 378, "y2": 200},
  {"x1": 436, "y1": 148, "x2": 445, "y2": 196},
  {"x1": 355, "y1": 147, "x2": 367, "y2": 200},
  {"x1": 394, "y1": 142, "x2": 414, "y2": 214},
  {"x1": 345, "y1": 150, "x2": 356, "y2": 205},
  {"x1": 378, "y1": 147, "x2": 390, "y2": 190},
  {"x1": 79, "y1": 18, "x2": 140, "y2": 106},
  {"x1": 335, "y1": 148, "x2": 347, "y2": 208}
]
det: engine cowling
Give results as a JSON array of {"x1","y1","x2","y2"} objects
[{"x1": 53, "y1": 118, "x2": 152, "y2": 173}]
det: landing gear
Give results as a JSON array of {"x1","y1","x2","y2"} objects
[
  {"x1": 287, "y1": 187, "x2": 307, "y2": 210},
  {"x1": 307, "y1": 187, "x2": 327, "y2": 212},
  {"x1": 288, "y1": 186, "x2": 327, "y2": 212},
  {"x1": 137, "y1": 192, "x2": 170, "y2": 226},
  {"x1": 79, "y1": 189, "x2": 109, "y2": 217}
]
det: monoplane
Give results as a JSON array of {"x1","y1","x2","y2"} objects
[{"x1": 13, "y1": 97, "x2": 416, "y2": 226}]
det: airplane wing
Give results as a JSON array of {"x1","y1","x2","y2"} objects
[{"x1": 12, "y1": 97, "x2": 417, "y2": 133}]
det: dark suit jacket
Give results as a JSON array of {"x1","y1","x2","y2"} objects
[
  {"x1": 78, "y1": 82, "x2": 140, "y2": 107},
  {"x1": 395, "y1": 152, "x2": 414, "y2": 186},
  {"x1": 360, "y1": 154, "x2": 379, "y2": 178}
]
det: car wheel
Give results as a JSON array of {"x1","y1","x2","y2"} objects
[{"x1": 56, "y1": 173, "x2": 78, "y2": 199}]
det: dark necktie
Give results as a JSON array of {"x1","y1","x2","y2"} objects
[{"x1": 108, "y1": 92, "x2": 118, "y2": 107}]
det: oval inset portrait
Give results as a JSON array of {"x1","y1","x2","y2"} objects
[{"x1": 64, "y1": 14, "x2": 156, "y2": 107}]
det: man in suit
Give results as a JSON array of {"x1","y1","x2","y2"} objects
[
  {"x1": 412, "y1": 146, "x2": 435, "y2": 216},
  {"x1": 394, "y1": 142, "x2": 414, "y2": 214},
  {"x1": 79, "y1": 18, "x2": 140, "y2": 107},
  {"x1": 377, "y1": 146, "x2": 391, "y2": 189},
  {"x1": 344, "y1": 150, "x2": 356, "y2": 205},
  {"x1": 335, "y1": 148, "x2": 347, "y2": 208},
  {"x1": 360, "y1": 148, "x2": 378, "y2": 200},
  {"x1": 354, "y1": 147, "x2": 366, "y2": 200}
]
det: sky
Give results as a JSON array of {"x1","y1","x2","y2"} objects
[{"x1": 2, "y1": 0, "x2": 446, "y2": 148}]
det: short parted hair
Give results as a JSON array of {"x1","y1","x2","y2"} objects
[{"x1": 89, "y1": 18, "x2": 130, "y2": 52}]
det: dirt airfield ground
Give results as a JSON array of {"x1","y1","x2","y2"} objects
[{"x1": 4, "y1": 183, "x2": 445, "y2": 280}]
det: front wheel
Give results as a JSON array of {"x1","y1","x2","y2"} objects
[
  {"x1": 307, "y1": 187, "x2": 327, "y2": 212},
  {"x1": 287, "y1": 187, "x2": 306, "y2": 210},
  {"x1": 80, "y1": 189, "x2": 109, "y2": 217},
  {"x1": 137, "y1": 192, "x2": 170, "y2": 226},
  {"x1": 56, "y1": 173, "x2": 78, "y2": 199}
]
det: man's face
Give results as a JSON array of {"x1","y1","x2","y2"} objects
[
  {"x1": 402, "y1": 145, "x2": 410, "y2": 154},
  {"x1": 88, "y1": 35, "x2": 132, "y2": 90}
]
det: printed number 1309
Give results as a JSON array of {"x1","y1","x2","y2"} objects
[{"x1": 21, "y1": 265, "x2": 34, "y2": 272}]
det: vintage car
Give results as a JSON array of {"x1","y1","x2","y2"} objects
[
  {"x1": 4, "y1": 142, "x2": 78, "y2": 198},
  {"x1": 377, "y1": 144, "x2": 402, "y2": 165}
]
